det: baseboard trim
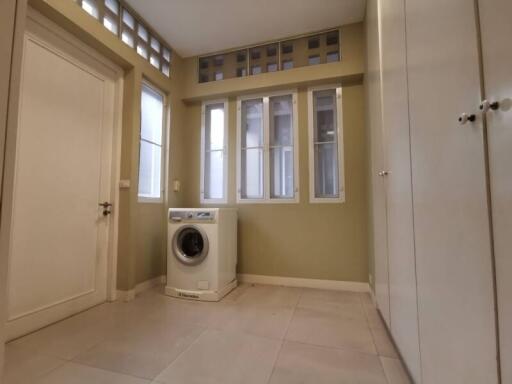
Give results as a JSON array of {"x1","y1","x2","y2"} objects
[
  {"x1": 237, "y1": 274, "x2": 370, "y2": 292},
  {"x1": 116, "y1": 275, "x2": 166, "y2": 302}
]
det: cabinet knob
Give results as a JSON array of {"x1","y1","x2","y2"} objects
[
  {"x1": 378, "y1": 171, "x2": 389, "y2": 177},
  {"x1": 458, "y1": 113, "x2": 476, "y2": 124},
  {"x1": 479, "y1": 100, "x2": 500, "y2": 112}
]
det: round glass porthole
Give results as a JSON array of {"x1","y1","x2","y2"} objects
[{"x1": 172, "y1": 225, "x2": 209, "y2": 266}]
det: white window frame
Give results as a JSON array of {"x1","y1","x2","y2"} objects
[
  {"x1": 307, "y1": 84, "x2": 345, "y2": 203},
  {"x1": 236, "y1": 89, "x2": 299, "y2": 204},
  {"x1": 137, "y1": 80, "x2": 167, "y2": 203},
  {"x1": 200, "y1": 99, "x2": 229, "y2": 204}
]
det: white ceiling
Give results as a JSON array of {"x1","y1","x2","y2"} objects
[{"x1": 124, "y1": 0, "x2": 366, "y2": 57}]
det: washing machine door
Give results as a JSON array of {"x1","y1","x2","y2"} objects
[{"x1": 172, "y1": 225, "x2": 209, "y2": 266}]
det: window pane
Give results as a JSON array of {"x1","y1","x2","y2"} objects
[
  {"x1": 122, "y1": 9, "x2": 135, "y2": 29},
  {"x1": 163, "y1": 48, "x2": 171, "y2": 62},
  {"x1": 141, "y1": 84, "x2": 163, "y2": 144},
  {"x1": 150, "y1": 53, "x2": 160, "y2": 69},
  {"x1": 313, "y1": 89, "x2": 337, "y2": 142},
  {"x1": 105, "y1": 0, "x2": 119, "y2": 14},
  {"x1": 241, "y1": 99, "x2": 263, "y2": 148},
  {"x1": 314, "y1": 142, "x2": 339, "y2": 198},
  {"x1": 121, "y1": 30, "x2": 134, "y2": 47},
  {"x1": 241, "y1": 148, "x2": 264, "y2": 199},
  {"x1": 162, "y1": 63, "x2": 170, "y2": 77},
  {"x1": 82, "y1": 0, "x2": 99, "y2": 19},
  {"x1": 205, "y1": 104, "x2": 224, "y2": 150},
  {"x1": 204, "y1": 151, "x2": 224, "y2": 200},
  {"x1": 103, "y1": 14, "x2": 118, "y2": 34},
  {"x1": 270, "y1": 147, "x2": 294, "y2": 198},
  {"x1": 269, "y1": 95, "x2": 293, "y2": 146},
  {"x1": 150, "y1": 36, "x2": 160, "y2": 52},
  {"x1": 137, "y1": 44, "x2": 148, "y2": 59},
  {"x1": 138, "y1": 24, "x2": 148, "y2": 41},
  {"x1": 138, "y1": 141, "x2": 162, "y2": 198}
]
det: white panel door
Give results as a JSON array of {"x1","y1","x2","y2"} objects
[
  {"x1": 6, "y1": 16, "x2": 117, "y2": 339},
  {"x1": 365, "y1": 0, "x2": 390, "y2": 325},
  {"x1": 405, "y1": 0, "x2": 498, "y2": 383},
  {"x1": 478, "y1": 1, "x2": 512, "y2": 382},
  {"x1": 378, "y1": 0, "x2": 421, "y2": 381}
]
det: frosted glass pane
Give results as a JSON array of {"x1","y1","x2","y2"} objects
[
  {"x1": 314, "y1": 143, "x2": 339, "y2": 198},
  {"x1": 141, "y1": 84, "x2": 163, "y2": 144},
  {"x1": 270, "y1": 95, "x2": 292, "y2": 146},
  {"x1": 270, "y1": 147, "x2": 294, "y2": 198},
  {"x1": 150, "y1": 54, "x2": 160, "y2": 69},
  {"x1": 105, "y1": 0, "x2": 118, "y2": 14},
  {"x1": 122, "y1": 9, "x2": 135, "y2": 29},
  {"x1": 241, "y1": 99, "x2": 263, "y2": 148},
  {"x1": 241, "y1": 148, "x2": 263, "y2": 199},
  {"x1": 204, "y1": 151, "x2": 224, "y2": 199},
  {"x1": 137, "y1": 44, "x2": 148, "y2": 59},
  {"x1": 150, "y1": 36, "x2": 160, "y2": 52},
  {"x1": 205, "y1": 104, "x2": 224, "y2": 150},
  {"x1": 82, "y1": 0, "x2": 99, "y2": 19},
  {"x1": 138, "y1": 141, "x2": 161, "y2": 199},
  {"x1": 313, "y1": 90, "x2": 337, "y2": 142},
  {"x1": 103, "y1": 15, "x2": 118, "y2": 35},
  {"x1": 121, "y1": 30, "x2": 134, "y2": 47},
  {"x1": 138, "y1": 25, "x2": 148, "y2": 41}
]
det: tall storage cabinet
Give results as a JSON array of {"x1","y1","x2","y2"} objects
[
  {"x1": 378, "y1": 0, "x2": 421, "y2": 381},
  {"x1": 478, "y1": 1, "x2": 512, "y2": 382},
  {"x1": 367, "y1": 0, "x2": 510, "y2": 382}
]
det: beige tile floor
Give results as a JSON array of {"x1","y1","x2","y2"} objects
[{"x1": 3, "y1": 284, "x2": 411, "y2": 384}]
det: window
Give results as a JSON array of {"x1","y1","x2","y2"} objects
[
  {"x1": 82, "y1": 0, "x2": 99, "y2": 19},
  {"x1": 308, "y1": 85, "x2": 344, "y2": 203},
  {"x1": 201, "y1": 100, "x2": 228, "y2": 203},
  {"x1": 138, "y1": 83, "x2": 166, "y2": 202},
  {"x1": 237, "y1": 91, "x2": 298, "y2": 203}
]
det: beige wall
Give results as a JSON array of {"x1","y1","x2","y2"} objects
[
  {"x1": 181, "y1": 83, "x2": 368, "y2": 282},
  {"x1": 0, "y1": 0, "x2": 28, "y2": 374}
]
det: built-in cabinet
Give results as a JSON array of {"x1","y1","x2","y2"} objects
[{"x1": 367, "y1": 0, "x2": 511, "y2": 383}]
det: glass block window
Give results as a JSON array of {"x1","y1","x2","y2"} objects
[{"x1": 75, "y1": 0, "x2": 173, "y2": 77}]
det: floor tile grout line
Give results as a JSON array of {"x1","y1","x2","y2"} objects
[
  {"x1": 149, "y1": 326, "x2": 209, "y2": 382},
  {"x1": 265, "y1": 287, "x2": 303, "y2": 384}
]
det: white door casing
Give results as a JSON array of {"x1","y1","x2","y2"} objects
[
  {"x1": 378, "y1": 0, "x2": 421, "y2": 381},
  {"x1": 478, "y1": 1, "x2": 512, "y2": 382},
  {"x1": 405, "y1": 0, "x2": 498, "y2": 383},
  {"x1": 5, "y1": 10, "x2": 122, "y2": 340}
]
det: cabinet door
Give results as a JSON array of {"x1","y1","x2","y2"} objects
[
  {"x1": 405, "y1": 0, "x2": 498, "y2": 383},
  {"x1": 379, "y1": 0, "x2": 421, "y2": 381},
  {"x1": 365, "y1": 0, "x2": 390, "y2": 325},
  {"x1": 478, "y1": 1, "x2": 512, "y2": 382}
]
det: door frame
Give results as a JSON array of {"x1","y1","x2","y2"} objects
[{"x1": 0, "y1": 7, "x2": 124, "y2": 333}]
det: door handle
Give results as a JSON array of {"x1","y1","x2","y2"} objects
[
  {"x1": 458, "y1": 113, "x2": 476, "y2": 124},
  {"x1": 479, "y1": 100, "x2": 500, "y2": 113},
  {"x1": 98, "y1": 202, "x2": 112, "y2": 216}
]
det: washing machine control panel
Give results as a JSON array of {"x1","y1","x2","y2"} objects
[{"x1": 169, "y1": 210, "x2": 216, "y2": 222}]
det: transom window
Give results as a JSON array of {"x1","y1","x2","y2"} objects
[{"x1": 237, "y1": 91, "x2": 299, "y2": 203}]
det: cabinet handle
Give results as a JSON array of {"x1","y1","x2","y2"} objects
[
  {"x1": 479, "y1": 100, "x2": 500, "y2": 113},
  {"x1": 458, "y1": 113, "x2": 476, "y2": 124},
  {"x1": 378, "y1": 171, "x2": 389, "y2": 177}
]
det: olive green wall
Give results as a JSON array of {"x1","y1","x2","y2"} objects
[
  {"x1": 29, "y1": 0, "x2": 186, "y2": 290},
  {"x1": 181, "y1": 84, "x2": 368, "y2": 282}
]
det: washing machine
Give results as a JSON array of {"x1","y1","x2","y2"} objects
[{"x1": 165, "y1": 208, "x2": 237, "y2": 301}]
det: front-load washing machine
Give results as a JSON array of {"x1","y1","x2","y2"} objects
[{"x1": 166, "y1": 208, "x2": 237, "y2": 301}]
